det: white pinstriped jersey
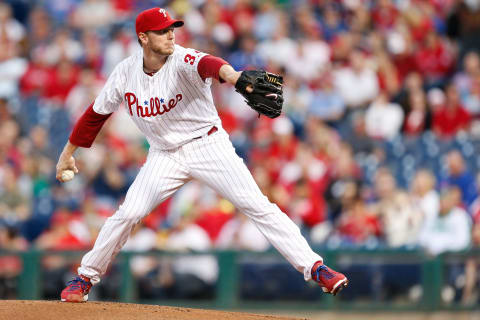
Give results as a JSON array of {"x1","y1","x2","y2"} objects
[
  {"x1": 92, "y1": 44, "x2": 222, "y2": 150},
  {"x1": 79, "y1": 43, "x2": 324, "y2": 287}
]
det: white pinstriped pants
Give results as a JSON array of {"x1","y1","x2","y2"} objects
[{"x1": 78, "y1": 128, "x2": 322, "y2": 284}]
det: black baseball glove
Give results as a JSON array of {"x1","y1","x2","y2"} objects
[{"x1": 235, "y1": 70, "x2": 284, "y2": 119}]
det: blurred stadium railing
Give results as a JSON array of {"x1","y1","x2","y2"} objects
[{"x1": 2, "y1": 248, "x2": 480, "y2": 311}]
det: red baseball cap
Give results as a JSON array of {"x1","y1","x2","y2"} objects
[{"x1": 135, "y1": 8, "x2": 184, "y2": 36}]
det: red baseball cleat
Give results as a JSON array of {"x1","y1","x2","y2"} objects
[
  {"x1": 60, "y1": 275, "x2": 92, "y2": 302},
  {"x1": 311, "y1": 261, "x2": 348, "y2": 296}
]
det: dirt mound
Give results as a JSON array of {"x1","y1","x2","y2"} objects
[{"x1": 0, "y1": 300, "x2": 303, "y2": 320}]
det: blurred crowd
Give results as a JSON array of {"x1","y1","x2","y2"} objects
[{"x1": 1, "y1": 0, "x2": 480, "y2": 302}]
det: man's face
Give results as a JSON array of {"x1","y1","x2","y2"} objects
[
  {"x1": 446, "y1": 151, "x2": 464, "y2": 175},
  {"x1": 140, "y1": 27, "x2": 175, "y2": 55}
]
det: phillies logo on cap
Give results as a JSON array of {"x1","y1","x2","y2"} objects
[{"x1": 135, "y1": 7, "x2": 184, "y2": 35}]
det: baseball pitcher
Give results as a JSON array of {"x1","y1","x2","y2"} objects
[{"x1": 56, "y1": 8, "x2": 348, "y2": 303}]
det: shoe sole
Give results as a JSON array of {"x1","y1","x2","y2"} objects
[
  {"x1": 322, "y1": 278, "x2": 349, "y2": 296},
  {"x1": 61, "y1": 294, "x2": 88, "y2": 303}
]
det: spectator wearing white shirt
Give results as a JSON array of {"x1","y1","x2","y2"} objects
[
  {"x1": 287, "y1": 39, "x2": 331, "y2": 82},
  {"x1": 65, "y1": 69, "x2": 103, "y2": 122},
  {"x1": 0, "y1": 3, "x2": 25, "y2": 44},
  {"x1": 216, "y1": 213, "x2": 270, "y2": 251},
  {"x1": 410, "y1": 169, "x2": 440, "y2": 234},
  {"x1": 163, "y1": 214, "x2": 218, "y2": 299},
  {"x1": 122, "y1": 223, "x2": 158, "y2": 277},
  {"x1": 43, "y1": 30, "x2": 83, "y2": 66},
  {"x1": 334, "y1": 49, "x2": 379, "y2": 109},
  {"x1": 102, "y1": 28, "x2": 137, "y2": 76},
  {"x1": 419, "y1": 187, "x2": 471, "y2": 255},
  {"x1": 287, "y1": 9, "x2": 330, "y2": 82},
  {"x1": 256, "y1": 18, "x2": 297, "y2": 68},
  {"x1": 0, "y1": 41, "x2": 27, "y2": 99},
  {"x1": 382, "y1": 191, "x2": 423, "y2": 247},
  {"x1": 365, "y1": 92, "x2": 404, "y2": 140},
  {"x1": 71, "y1": 0, "x2": 115, "y2": 31}
]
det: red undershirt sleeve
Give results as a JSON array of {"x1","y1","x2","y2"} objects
[
  {"x1": 197, "y1": 55, "x2": 229, "y2": 83},
  {"x1": 69, "y1": 102, "x2": 112, "y2": 148}
]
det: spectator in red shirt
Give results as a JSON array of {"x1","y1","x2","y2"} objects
[
  {"x1": 19, "y1": 50, "x2": 51, "y2": 97},
  {"x1": 336, "y1": 194, "x2": 382, "y2": 245},
  {"x1": 289, "y1": 176, "x2": 327, "y2": 228},
  {"x1": 195, "y1": 198, "x2": 234, "y2": 243},
  {"x1": 35, "y1": 207, "x2": 90, "y2": 250},
  {"x1": 44, "y1": 59, "x2": 80, "y2": 104},
  {"x1": 251, "y1": 117, "x2": 298, "y2": 183},
  {"x1": 371, "y1": 0, "x2": 399, "y2": 32},
  {"x1": 404, "y1": 1, "x2": 435, "y2": 44},
  {"x1": 376, "y1": 52, "x2": 401, "y2": 97},
  {"x1": 415, "y1": 31, "x2": 454, "y2": 86},
  {"x1": 433, "y1": 83, "x2": 471, "y2": 138}
]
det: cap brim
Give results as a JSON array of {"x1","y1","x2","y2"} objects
[
  {"x1": 171, "y1": 20, "x2": 184, "y2": 28},
  {"x1": 149, "y1": 20, "x2": 184, "y2": 32}
]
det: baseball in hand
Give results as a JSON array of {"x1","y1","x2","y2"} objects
[{"x1": 61, "y1": 170, "x2": 75, "y2": 182}]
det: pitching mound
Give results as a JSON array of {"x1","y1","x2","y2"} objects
[{"x1": 0, "y1": 300, "x2": 302, "y2": 320}]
